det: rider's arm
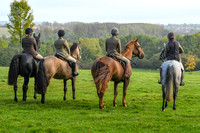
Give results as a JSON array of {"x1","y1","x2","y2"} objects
[
  {"x1": 64, "y1": 40, "x2": 70, "y2": 54},
  {"x1": 179, "y1": 43, "x2": 184, "y2": 54},
  {"x1": 117, "y1": 39, "x2": 122, "y2": 53},
  {"x1": 33, "y1": 38, "x2": 38, "y2": 52},
  {"x1": 105, "y1": 39, "x2": 108, "y2": 52}
]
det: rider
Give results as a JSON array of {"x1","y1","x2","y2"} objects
[
  {"x1": 105, "y1": 28, "x2": 130, "y2": 78},
  {"x1": 22, "y1": 28, "x2": 43, "y2": 59},
  {"x1": 159, "y1": 32, "x2": 184, "y2": 86},
  {"x1": 54, "y1": 30, "x2": 79, "y2": 77}
]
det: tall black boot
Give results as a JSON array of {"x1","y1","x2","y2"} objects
[
  {"x1": 180, "y1": 70, "x2": 185, "y2": 86},
  {"x1": 72, "y1": 62, "x2": 79, "y2": 77}
]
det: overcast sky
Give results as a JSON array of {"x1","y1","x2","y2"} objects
[{"x1": 0, "y1": 0, "x2": 200, "y2": 25}]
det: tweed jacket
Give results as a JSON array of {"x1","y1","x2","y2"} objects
[
  {"x1": 105, "y1": 36, "x2": 124, "y2": 60},
  {"x1": 54, "y1": 37, "x2": 70, "y2": 59},
  {"x1": 22, "y1": 36, "x2": 38, "y2": 58}
]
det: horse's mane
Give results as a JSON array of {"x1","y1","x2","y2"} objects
[
  {"x1": 70, "y1": 42, "x2": 79, "y2": 53},
  {"x1": 121, "y1": 41, "x2": 132, "y2": 56}
]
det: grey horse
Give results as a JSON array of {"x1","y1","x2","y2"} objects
[{"x1": 161, "y1": 60, "x2": 181, "y2": 111}]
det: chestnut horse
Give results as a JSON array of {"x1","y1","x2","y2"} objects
[
  {"x1": 36, "y1": 42, "x2": 81, "y2": 103},
  {"x1": 91, "y1": 39, "x2": 144, "y2": 109}
]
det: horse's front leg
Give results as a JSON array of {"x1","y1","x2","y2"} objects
[
  {"x1": 23, "y1": 76, "x2": 30, "y2": 101},
  {"x1": 14, "y1": 84, "x2": 18, "y2": 102},
  {"x1": 34, "y1": 77, "x2": 37, "y2": 99},
  {"x1": 63, "y1": 79, "x2": 67, "y2": 101},
  {"x1": 72, "y1": 77, "x2": 76, "y2": 99},
  {"x1": 113, "y1": 82, "x2": 118, "y2": 107},
  {"x1": 122, "y1": 79, "x2": 130, "y2": 107},
  {"x1": 162, "y1": 85, "x2": 166, "y2": 111}
]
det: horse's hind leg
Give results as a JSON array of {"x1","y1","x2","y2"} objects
[
  {"x1": 41, "y1": 94, "x2": 45, "y2": 104},
  {"x1": 173, "y1": 86, "x2": 179, "y2": 110},
  {"x1": 122, "y1": 79, "x2": 130, "y2": 107},
  {"x1": 14, "y1": 84, "x2": 18, "y2": 102},
  {"x1": 72, "y1": 77, "x2": 76, "y2": 99},
  {"x1": 34, "y1": 77, "x2": 37, "y2": 99},
  {"x1": 23, "y1": 76, "x2": 30, "y2": 101},
  {"x1": 99, "y1": 86, "x2": 107, "y2": 109},
  {"x1": 113, "y1": 82, "x2": 118, "y2": 107},
  {"x1": 63, "y1": 79, "x2": 67, "y2": 100},
  {"x1": 162, "y1": 85, "x2": 166, "y2": 111}
]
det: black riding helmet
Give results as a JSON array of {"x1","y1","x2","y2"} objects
[
  {"x1": 111, "y1": 28, "x2": 119, "y2": 36},
  {"x1": 58, "y1": 30, "x2": 65, "y2": 37},
  {"x1": 167, "y1": 32, "x2": 175, "y2": 40},
  {"x1": 25, "y1": 28, "x2": 33, "y2": 34}
]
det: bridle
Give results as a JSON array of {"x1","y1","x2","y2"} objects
[{"x1": 132, "y1": 41, "x2": 143, "y2": 65}]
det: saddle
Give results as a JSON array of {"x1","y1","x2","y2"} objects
[
  {"x1": 107, "y1": 54, "x2": 126, "y2": 70},
  {"x1": 55, "y1": 54, "x2": 73, "y2": 68}
]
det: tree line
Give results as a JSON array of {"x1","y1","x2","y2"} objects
[{"x1": 0, "y1": 32, "x2": 200, "y2": 71}]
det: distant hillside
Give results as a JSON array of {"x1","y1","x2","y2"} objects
[{"x1": 165, "y1": 24, "x2": 200, "y2": 35}]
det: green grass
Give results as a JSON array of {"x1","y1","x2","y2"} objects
[{"x1": 0, "y1": 67, "x2": 200, "y2": 132}]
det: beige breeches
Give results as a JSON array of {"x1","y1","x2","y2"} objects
[
  {"x1": 35, "y1": 54, "x2": 43, "y2": 59},
  {"x1": 65, "y1": 56, "x2": 76, "y2": 62}
]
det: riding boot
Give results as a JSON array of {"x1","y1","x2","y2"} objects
[
  {"x1": 180, "y1": 70, "x2": 185, "y2": 86},
  {"x1": 124, "y1": 62, "x2": 130, "y2": 79},
  {"x1": 158, "y1": 68, "x2": 162, "y2": 84},
  {"x1": 72, "y1": 62, "x2": 79, "y2": 77}
]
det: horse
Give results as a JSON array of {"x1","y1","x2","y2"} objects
[
  {"x1": 91, "y1": 39, "x2": 144, "y2": 109},
  {"x1": 161, "y1": 60, "x2": 181, "y2": 111},
  {"x1": 8, "y1": 33, "x2": 41, "y2": 102},
  {"x1": 36, "y1": 42, "x2": 81, "y2": 103}
]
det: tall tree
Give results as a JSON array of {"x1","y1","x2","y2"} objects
[{"x1": 7, "y1": 0, "x2": 34, "y2": 52}]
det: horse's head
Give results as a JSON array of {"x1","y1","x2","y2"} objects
[
  {"x1": 128, "y1": 39, "x2": 144, "y2": 59},
  {"x1": 33, "y1": 33, "x2": 41, "y2": 51},
  {"x1": 70, "y1": 41, "x2": 81, "y2": 60}
]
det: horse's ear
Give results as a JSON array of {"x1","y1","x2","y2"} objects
[
  {"x1": 78, "y1": 41, "x2": 81, "y2": 45},
  {"x1": 38, "y1": 33, "x2": 40, "y2": 37},
  {"x1": 33, "y1": 33, "x2": 35, "y2": 38},
  {"x1": 136, "y1": 39, "x2": 138, "y2": 42}
]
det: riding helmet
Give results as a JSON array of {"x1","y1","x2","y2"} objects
[
  {"x1": 167, "y1": 32, "x2": 175, "y2": 39},
  {"x1": 111, "y1": 28, "x2": 119, "y2": 36},
  {"x1": 25, "y1": 28, "x2": 33, "y2": 34},
  {"x1": 58, "y1": 30, "x2": 65, "y2": 37}
]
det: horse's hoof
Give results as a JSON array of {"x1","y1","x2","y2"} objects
[
  {"x1": 173, "y1": 107, "x2": 176, "y2": 110},
  {"x1": 23, "y1": 99, "x2": 26, "y2": 101},
  {"x1": 99, "y1": 105, "x2": 106, "y2": 109},
  {"x1": 162, "y1": 109, "x2": 165, "y2": 112},
  {"x1": 14, "y1": 98, "x2": 18, "y2": 102},
  {"x1": 113, "y1": 104, "x2": 117, "y2": 107},
  {"x1": 34, "y1": 96, "x2": 37, "y2": 99},
  {"x1": 73, "y1": 96, "x2": 76, "y2": 100},
  {"x1": 123, "y1": 104, "x2": 127, "y2": 107},
  {"x1": 41, "y1": 100, "x2": 45, "y2": 104},
  {"x1": 63, "y1": 97, "x2": 66, "y2": 101}
]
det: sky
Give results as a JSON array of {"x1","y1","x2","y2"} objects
[{"x1": 0, "y1": 0, "x2": 200, "y2": 25}]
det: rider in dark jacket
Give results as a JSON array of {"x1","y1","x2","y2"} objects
[
  {"x1": 159, "y1": 32, "x2": 184, "y2": 86},
  {"x1": 22, "y1": 28, "x2": 43, "y2": 59}
]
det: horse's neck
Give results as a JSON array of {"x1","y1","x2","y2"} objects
[{"x1": 121, "y1": 47, "x2": 133, "y2": 60}]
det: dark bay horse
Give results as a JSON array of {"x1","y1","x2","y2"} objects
[
  {"x1": 8, "y1": 33, "x2": 41, "y2": 102},
  {"x1": 161, "y1": 60, "x2": 181, "y2": 111},
  {"x1": 36, "y1": 42, "x2": 81, "y2": 103},
  {"x1": 91, "y1": 39, "x2": 144, "y2": 109}
]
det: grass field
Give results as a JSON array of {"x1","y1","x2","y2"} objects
[{"x1": 0, "y1": 67, "x2": 200, "y2": 132}]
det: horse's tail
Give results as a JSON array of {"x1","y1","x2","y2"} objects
[
  {"x1": 8, "y1": 54, "x2": 21, "y2": 85},
  {"x1": 166, "y1": 64, "x2": 174, "y2": 101},
  {"x1": 91, "y1": 60, "x2": 111, "y2": 94},
  {"x1": 36, "y1": 59, "x2": 47, "y2": 94}
]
